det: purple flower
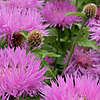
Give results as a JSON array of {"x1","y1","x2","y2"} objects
[
  {"x1": 0, "y1": 6, "x2": 49, "y2": 45},
  {"x1": 64, "y1": 45, "x2": 100, "y2": 78},
  {"x1": 87, "y1": 18, "x2": 100, "y2": 46},
  {"x1": 87, "y1": 6, "x2": 100, "y2": 47},
  {"x1": 0, "y1": 47, "x2": 47, "y2": 99},
  {"x1": 75, "y1": 76, "x2": 100, "y2": 100},
  {"x1": 41, "y1": 0, "x2": 79, "y2": 30},
  {"x1": 41, "y1": 76, "x2": 100, "y2": 100},
  {"x1": 41, "y1": 76, "x2": 75, "y2": 100},
  {"x1": 1, "y1": 0, "x2": 43, "y2": 9}
]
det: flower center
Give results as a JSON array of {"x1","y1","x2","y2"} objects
[{"x1": 74, "y1": 52, "x2": 92, "y2": 67}]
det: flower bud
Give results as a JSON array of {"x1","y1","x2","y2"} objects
[
  {"x1": 28, "y1": 30, "x2": 42, "y2": 47},
  {"x1": 11, "y1": 33, "x2": 24, "y2": 48},
  {"x1": 82, "y1": 3, "x2": 97, "y2": 18}
]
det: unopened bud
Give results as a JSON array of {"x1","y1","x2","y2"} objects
[
  {"x1": 28, "y1": 30, "x2": 42, "y2": 47},
  {"x1": 11, "y1": 33, "x2": 24, "y2": 48},
  {"x1": 82, "y1": 3, "x2": 97, "y2": 18}
]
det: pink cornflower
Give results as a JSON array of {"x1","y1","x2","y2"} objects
[
  {"x1": 64, "y1": 45, "x2": 100, "y2": 78},
  {"x1": 41, "y1": 76, "x2": 76, "y2": 100},
  {"x1": 41, "y1": 0, "x2": 79, "y2": 30},
  {"x1": 75, "y1": 76, "x2": 100, "y2": 100},
  {"x1": 87, "y1": 6, "x2": 100, "y2": 46},
  {"x1": 41, "y1": 76, "x2": 100, "y2": 100},
  {"x1": 87, "y1": 18, "x2": 100, "y2": 46},
  {"x1": 0, "y1": 47, "x2": 47, "y2": 100},
  {"x1": 0, "y1": 6, "x2": 49, "y2": 45}
]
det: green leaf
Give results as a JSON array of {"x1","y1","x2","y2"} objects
[
  {"x1": 46, "y1": 52, "x2": 60, "y2": 57},
  {"x1": 31, "y1": 49, "x2": 47, "y2": 59},
  {"x1": 48, "y1": 28, "x2": 58, "y2": 36},
  {"x1": 32, "y1": 49, "x2": 60, "y2": 59},
  {"x1": 19, "y1": 30, "x2": 28, "y2": 40},
  {"x1": 42, "y1": 44, "x2": 56, "y2": 52},
  {"x1": 65, "y1": 12, "x2": 85, "y2": 18},
  {"x1": 78, "y1": 38, "x2": 99, "y2": 50}
]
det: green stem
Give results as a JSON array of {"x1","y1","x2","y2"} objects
[
  {"x1": 97, "y1": 0, "x2": 99, "y2": 4},
  {"x1": 76, "y1": 0, "x2": 78, "y2": 7},
  {"x1": 48, "y1": 69, "x2": 59, "y2": 86},
  {"x1": 56, "y1": 28, "x2": 61, "y2": 54},
  {"x1": 54, "y1": 26, "x2": 61, "y2": 68},
  {"x1": 65, "y1": 17, "x2": 89, "y2": 68}
]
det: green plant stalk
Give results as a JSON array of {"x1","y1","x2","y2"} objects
[
  {"x1": 76, "y1": 0, "x2": 78, "y2": 7},
  {"x1": 96, "y1": 0, "x2": 99, "y2": 4},
  {"x1": 56, "y1": 29, "x2": 61, "y2": 55},
  {"x1": 65, "y1": 17, "x2": 89, "y2": 68},
  {"x1": 54, "y1": 27, "x2": 61, "y2": 68},
  {"x1": 48, "y1": 69, "x2": 59, "y2": 86}
]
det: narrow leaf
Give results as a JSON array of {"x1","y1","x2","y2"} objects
[{"x1": 65, "y1": 12, "x2": 85, "y2": 18}]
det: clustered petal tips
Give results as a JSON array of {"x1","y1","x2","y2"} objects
[
  {"x1": 41, "y1": 76, "x2": 100, "y2": 100},
  {"x1": 2, "y1": 0, "x2": 44, "y2": 9},
  {"x1": 28, "y1": 30, "x2": 42, "y2": 47},
  {"x1": 0, "y1": 47, "x2": 47, "y2": 99},
  {"x1": 82, "y1": 3, "x2": 97, "y2": 18}
]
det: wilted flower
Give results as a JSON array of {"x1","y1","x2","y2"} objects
[
  {"x1": 11, "y1": 33, "x2": 25, "y2": 48},
  {"x1": 28, "y1": 30, "x2": 42, "y2": 47},
  {"x1": 0, "y1": 47, "x2": 47, "y2": 99},
  {"x1": 41, "y1": 0, "x2": 79, "y2": 30},
  {"x1": 64, "y1": 45, "x2": 100, "y2": 78},
  {"x1": 41, "y1": 76, "x2": 100, "y2": 100},
  {"x1": 82, "y1": 3, "x2": 97, "y2": 18},
  {"x1": 0, "y1": 6, "x2": 49, "y2": 46}
]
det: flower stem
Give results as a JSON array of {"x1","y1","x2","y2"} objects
[
  {"x1": 54, "y1": 26, "x2": 61, "y2": 68},
  {"x1": 48, "y1": 69, "x2": 59, "y2": 86},
  {"x1": 56, "y1": 27, "x2": 61, "y2": 55},
  {"x1": 76, "y1": 0, "x2": 78, "y2": 7},
  {"x1": 65, "y1": 17, "x2": 89, "y2": 68}
]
